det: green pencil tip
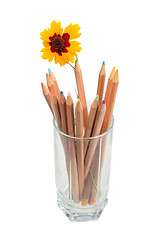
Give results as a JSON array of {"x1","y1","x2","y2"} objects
[
  {"x1": 96, "y1": 95, "x2": 99, "y2": 101},
  {"x1": 75, "y1": 57, "x2": 78, "y2": 63}
]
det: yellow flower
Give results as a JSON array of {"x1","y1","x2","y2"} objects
[{"x1": 40, "y1": 21, "x2": 82, "y2": 66}]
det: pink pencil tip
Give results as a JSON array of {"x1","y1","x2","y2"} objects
[
  {"x1": 51, "y1": 91, "x2": 54, "y2": 95},
  {"x1": 102, "y1": 99, "x2": 106, "y2": 104},
  {"x1": 67, "y1": 92, "x2": 71, "y2": 96}
]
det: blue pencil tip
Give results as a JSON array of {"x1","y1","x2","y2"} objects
[
  {"x1": 48, "y1": 68, "x2": 51, "y2": 74},
  {"x1": 60, "y1": 91, "x2": 63, "y2": 95},
  {"x1": 103, "y1": 61, "x2": 105, "y2": 66}
]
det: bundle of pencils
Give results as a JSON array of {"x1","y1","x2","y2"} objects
[{"x1": 41, "y1": 60, "x2": 119, "y2": 205}]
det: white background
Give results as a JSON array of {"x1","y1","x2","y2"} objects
[{"x1": 0, "y1": 0, "x2": 162, "y2": 239}]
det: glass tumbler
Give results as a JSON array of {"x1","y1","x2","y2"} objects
[{"x1": 53, "y1": 115, "x2": 114, "y2": 221}]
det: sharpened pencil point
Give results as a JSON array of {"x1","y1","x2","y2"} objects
[
  {"x1": 41, "y1": 82, "x2": 44, "y2": 87},
  {"x1": 96, "y1": 95, "x2": 99, "y2": 101},
  {"x1": 77, "y1": 98, "x2": 80, "y2": 103},
  {"x1": 75, "y1": 57, "x2": 78, "y2": 63},
  {"x1": 60, "y1": 91, "x2": 63, "y2": 95},
  {"x1": 48, "y1": 68, "x2": 51, "y2": 74},
  {"x1": 51, "y1": 91, "x2": 54, "y2": 96},
  {"x1": 102, "y1": 99, "x2": 106, "y2": 104},
  {"x1": 67, "y1": 92, "x2": 71, "y2": 97},
  {"x1": 103, "y1": 61, "x2": 105, "y2": 66},
  {"x1": 113, "y1": 66, "x2": 116, "y2": 71}
]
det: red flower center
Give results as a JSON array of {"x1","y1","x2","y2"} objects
[{"x1": 49, "y1": 33, "x2": 70, "y2": 56}]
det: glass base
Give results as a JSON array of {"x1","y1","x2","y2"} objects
[{"x1": 57, "y1": 193, "x2": 108, "y2": 222}]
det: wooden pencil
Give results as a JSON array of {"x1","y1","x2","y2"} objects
[
  {"x1": 100, "y1": 69, "x2": 119, "y2": 171},
  {"x1": 75, "y1": 98, "x2": 84, "y2": 199},
  {"x1": 89, "y1": 146, "x2": 100, "y2": 205},
  {"x1": 102, "y1": 69, "x2": 119, "y2": 133},
  {"x1": 81, "y1": 151, "x2": 98, "y2": 206},
  {"x1": 66, "y1": 93, "x2": 79, "y2": 203},
  {"x1": 41, "y1": 83, "x2": 53, "y2": 115},
  {"x1": 97, "y1": 61, "x2": 106, "y2": 104},
  {"x1": 51, "y1": 91, "x2": 61, "y2": 130},
  {"x1": 84, "y1": 100, "x2": 106, "y2": 179},
  {"x1": 46, "y1": 73, "x2": 57, "y2": 97},
  {"x1": 103, "y1": 66, "x2": 116, "y2": 113},
  {"x1": 75, "y1": 59, "x2": 88, "y2": 129},
  {"x1": 48, "y1": 68, "x2": 60, "y2": 99},
  {"x1": 84, "y1": 95, "x2": 99, "y2": 156},
  {"x1": 58, "y1": 91, "x2": 70, "y2": 184},
  {"x1": 59, "y1": 91, "x2": 68, "y2": 134}
]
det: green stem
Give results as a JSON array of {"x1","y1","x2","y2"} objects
[
  {"x1": 69, "y1": 63, "x2": 75, "y2": 69},
  {"x1": 89, "y1": 169, "x2": 98, "y2": 192}
]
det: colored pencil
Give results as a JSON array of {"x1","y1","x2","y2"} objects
[
  {"x1": 84, "y1": 95, "x2": 99, "y2": 156},
  {"x1": 46, "y1": 73, "x2": 57, "y2": 97},
  {"x1": 81, "y1": 151, "x2": 98, "y2": 206},
  {"x1": 75, "y1": 59, "x2": 88, "y2": 129},
  {"x1": 97, "y1": 61, "x2": 106, "y2": 104},
  {"x1": 66, "y1": 93, "x2": 79, "y2": 203},
  {"x1": 51, "y1": 91, "x2": 61, "y2": 129},
  {"x1": 103, "y1": 66, "x2": 116, "y2": 113},
  {"x1": 84, "y1": 100, "x2": 106, "y2": 179},
  {"x1": 75, "y1": 98, "x2": 84, "y2": 199},
  {"x1": 59, "y1": 91, "x2": 70, "y2": 184},
  {"x1": 41, "y1": 83, "x2": 53, "y2": 115},
  {"x1": 102, "y1": 69, "x2": 119, "y2": 133},
  {"x1": 48, "y1": 68, "x2": 60, "y2": 99},
  {"x1": 100, "y1": 69, "x2": 119, "y2": 173}
]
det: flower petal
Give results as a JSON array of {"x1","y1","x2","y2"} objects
[
  {"x1": 40, "y1": 29, "x2": 51, "y2": 42},
  {"x1": 70, "y1": 43, "x2": 82, "y2": 52},
  {"x1": 42, "y1": 41, "x2": 50, "y2": 47},
  {"x1": 69, "y1": 41, "x2": 81, "y2": 46},
  {"x1": 67, "y1": 48, "x2": 78, "y2": 56},
  {"x1": 48, "y1": 53, "x2": 55, "y2": 62},
  {"x1": 65, "y1": 52, "x2": 75, "y2": 63},
  {"x1": 54, "y1": 54, "x2": 66, "y2": 66},
  {"x1": 64, "y1": 23, "x2": 81, "y2": 40},
  {"x1": 50, "y1": 21, "x2": 63, "y2": 36},
  {"x1": 40, "y1": 46, "x2": 50, "y2": 52}
]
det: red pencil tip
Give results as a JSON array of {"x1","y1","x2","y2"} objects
[
  {"x1": 51, "y1": 91, "x2": 54, "y2": 95},
  {"x1": 41, "y1": 82, "x2": 44, "y2": 87}
]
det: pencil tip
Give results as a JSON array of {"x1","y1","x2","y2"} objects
[
  {"x1": 102, "y1": 99, "x2": 106, "y2": 104},
  {"x1": 60, "y1": 91, "x2": 63, "y2": 95},
  {"x1": 103, "y1": 61, "x2": 105, "y2": 66},
  {"x1": 41, "y1": 82, "x2": 44, "y2": 87},
  {"x1": 75, "y1": 57, "x2": 78, "y2": 63},
  {"x1": 96, "y1": 95, "x2": 99, "y2": 101},
  {"x1": 77, "y1": 98, "x2": 80, "y2": 103},
  {"x1": 51, "y1": 91, "x2": 54, "y2": 96},
  {"x1": 113, "y1": 66, "x2": 116, "y2": 71},
  {"x1": 48, "y1": 68, "x2": 51, "y2": 74},
  {"x1": 67, "y1": 92, "x2": 71, "y2": 97}
]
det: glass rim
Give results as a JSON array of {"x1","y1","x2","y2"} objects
[{"x1": 53, "y1": 115, "x2": 114, "y2": 140}]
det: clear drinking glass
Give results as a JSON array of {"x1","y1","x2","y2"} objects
[{"x1": 53, "y1": 113, "x2": 114, "y2": 222}]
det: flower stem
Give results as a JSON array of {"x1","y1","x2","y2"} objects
[
  {"x1": 89, "y1": 169, "x2": 98, "y2": 192},
  {"x1": 69, "y1": 63, "x2": 75, "y2": 70}
]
